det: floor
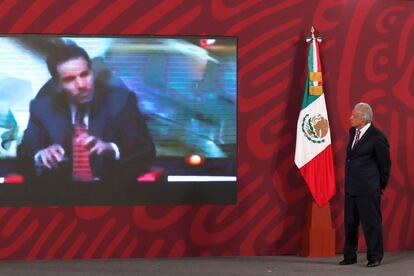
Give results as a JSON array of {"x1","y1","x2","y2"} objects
[{"x1": 0, "y1": 252, "x2": 412, "y2": 275}]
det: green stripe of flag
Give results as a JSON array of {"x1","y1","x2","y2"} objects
[{"x1": 301, "y1": 40, "x2": 322, "y2": 110}]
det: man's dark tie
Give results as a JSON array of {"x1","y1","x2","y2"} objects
[
  {"x1": 72, "y1": 106, "x2": 93, "y2": 181},
  {"x1": 352, "y1": 129, "x2": 361, "y2": 150}
]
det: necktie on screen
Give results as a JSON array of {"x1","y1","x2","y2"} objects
[
  {"x1": 72, "y1": 107, "x2": 93, "y2": 182},
  {"x1": 352, "y1": 129, "x2": 361, "y2": 150}
]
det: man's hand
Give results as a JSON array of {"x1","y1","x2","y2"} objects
[
  {"x1": 76, "y1": 134, "x2": 115, "y2": 157},
  {"x1": 36, "y1": 144, "x2": 65, "y2": 169}
]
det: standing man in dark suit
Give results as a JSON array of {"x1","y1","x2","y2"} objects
[
  {"x1": 17, "y1": 42, "x2": 155, "y2": 183},
  {"x1": 339, "y1": 103, "x2": 391, "y2": 267}
]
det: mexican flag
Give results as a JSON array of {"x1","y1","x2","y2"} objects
[{"x1": 294, "y1": 31, "x2": 336, "y2": 207}]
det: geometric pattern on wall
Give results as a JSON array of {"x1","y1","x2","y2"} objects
[{"x1": 0, "y1": 0, "x2": 413, "y2": 259}]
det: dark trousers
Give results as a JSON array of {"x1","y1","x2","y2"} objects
[{"x1": 344, "y1": 194, "x2": 383, "y2": 262}]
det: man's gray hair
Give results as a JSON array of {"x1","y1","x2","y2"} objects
[{"x1": 355, "y1": 102, "x2": 373, "y2": 123}]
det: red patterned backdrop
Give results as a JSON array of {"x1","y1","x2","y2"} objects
[{"x1": 0, "y1": 0, "x2": 414, "y2": 259}]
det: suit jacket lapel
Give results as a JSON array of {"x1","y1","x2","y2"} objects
[
  {"x1": 51, "y1": 93, "x2": 73, "y2": 146},
  {"x1": 347, "y1": 128, "x2": 355, "y2": 155},
  {"x1": 88, "y1": 88, "x2": 106, "y2": 139}
]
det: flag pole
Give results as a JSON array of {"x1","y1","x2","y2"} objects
[{"x1": 299, "y1": 26, "x2": 336, "y2": 257}]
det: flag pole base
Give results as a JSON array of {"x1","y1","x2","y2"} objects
[{"x1": 300, "y1": 201, "x2": 336, "y2": 257}]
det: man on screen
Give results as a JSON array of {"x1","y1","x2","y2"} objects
[
  {"x1": 17, "y1": 42, "x2": 155, "y2": 182},
  {"x1": 339, "y1": 103, "x2": 391, "y2": 267}
]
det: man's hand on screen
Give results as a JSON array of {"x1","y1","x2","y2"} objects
[
  {"x1": 37, "y1": 144, "x2": 65, "y2": 169},
  {"x1": 76, "y1": 134, "x2": 115, "y2": 157}
]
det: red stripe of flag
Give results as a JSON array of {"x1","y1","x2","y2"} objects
[{"x1": 299, "y1": 145, "x2": 336, "y2": 207}]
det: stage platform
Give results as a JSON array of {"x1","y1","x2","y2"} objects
[{"x1": 0, "y1": 252, "x2": 413, "y2": 275}]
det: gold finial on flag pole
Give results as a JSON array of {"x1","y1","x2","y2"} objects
[{"x1": 311, "y1": 26, "x2": 315, "y2": 38}]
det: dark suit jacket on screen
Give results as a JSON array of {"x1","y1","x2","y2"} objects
[
  {"x1": 345, "y1": 124, "x2": 391, "y2": 196},
  {"x1": 17, "y1": 83, "x2": 155, "y2": 182}
]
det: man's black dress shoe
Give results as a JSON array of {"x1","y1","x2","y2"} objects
[
  {"x1": 339, "y1": 259, "x2": 356, "y2": 265},
  {"x1": 366, "y1": 260, "x2": 381, "y2": 267}
]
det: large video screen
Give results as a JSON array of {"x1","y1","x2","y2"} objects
[{"x1": 0, "y1": 35, "x2": 237, "y2": 206}]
